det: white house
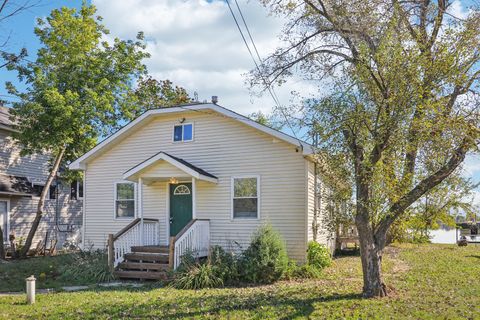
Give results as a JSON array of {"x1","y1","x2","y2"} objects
[
  {"x1": 69, "y1": 102, "x2": 334, "y2": 279},
  {"x1": 0, "y1": 106, "x2": 82, "y2": 252}
]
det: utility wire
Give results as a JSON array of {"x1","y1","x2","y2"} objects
[{"x1": 225, "y1": 0, "x2": 302, "y2": 145}]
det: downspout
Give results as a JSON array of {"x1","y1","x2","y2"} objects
[
  {"x1": 139, "y1": 177, "x2": 144, "y2": 245},
  {"x1": 81, "y1": 168, "x2": 86, "y2": 250},
  {"x1": 313, "y1": 161, "x2": 319, "y2": 242}
]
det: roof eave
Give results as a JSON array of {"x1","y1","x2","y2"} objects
[
  {"x1": 122, "y1": 152, "x2": 218, "y2": 184},
  {"x1": 69, "y1": 103, "x2": 315, "y2": 168}
]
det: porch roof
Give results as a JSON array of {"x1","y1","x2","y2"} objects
[{"x1": 123, "y1": 151, "x2": 218, "y2": 183}]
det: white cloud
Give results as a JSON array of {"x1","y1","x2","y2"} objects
[
  {"x1": 463, "y1": 154, "x2": 480, "y2": 177},
  {"x1": 447, "y1": 0, "x2": 470, "y2": 20},
  {"x1": 92, "y1": 0, "x2": 312, "y2": 115}
]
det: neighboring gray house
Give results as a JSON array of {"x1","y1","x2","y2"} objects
[
  {"x1": 69, "y1": 103, "x2": 335, "y2": 279},
  {"x1": 0, "y1": 106, "x2": 83, "y2": 251}
]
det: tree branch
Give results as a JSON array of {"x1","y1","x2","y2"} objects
[{"x1": 376, "y1": 137, "x2": 473, "y2": 242}]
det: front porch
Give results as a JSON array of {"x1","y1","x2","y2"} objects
[{"x1": 107, "y1": 152, "x2": 217, "y2": 279}]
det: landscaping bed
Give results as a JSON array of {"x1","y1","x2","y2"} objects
[{"x1": 0, "y1": 244, "x2": 479, "y2": 319}]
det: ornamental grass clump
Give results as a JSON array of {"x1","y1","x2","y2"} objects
[{"x1": 59, "y1": 249, "x2": 115, "y2": 283}]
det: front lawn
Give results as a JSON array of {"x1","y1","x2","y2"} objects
[
  {"x1": 1, "y1": 244, "x2": 479, "y2": 319},
  {"x1": 0, "y1": 253, "x2": 102, "y2": 292}
]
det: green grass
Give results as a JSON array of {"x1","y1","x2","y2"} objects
[
  {"x1": 1, "y1": 244, "x2": 479, "y2": 319},
  {"x1": 0, "y1": 254, "x2": 102, "y2": 292}
]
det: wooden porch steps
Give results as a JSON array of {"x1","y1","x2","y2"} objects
[
  {"x1": 114, "y1": 270, "x2": 167, "y2": 280},
  {"x1": 131, "y1": 245, "x2": 169, "y2": 254},
  {"x1": 114, "y1": 246, "x2": 171, "y2": 281},
  {"x1": 118, "y1": 262, "x2": 170, "y2": 271},
  {"x1": 124, "y1": 252, "x2": 169, "y2": 263}
]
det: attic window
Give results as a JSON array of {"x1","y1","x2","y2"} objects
[{"x1": 173, "y1": 123, "x2": 193, "y2": 142}]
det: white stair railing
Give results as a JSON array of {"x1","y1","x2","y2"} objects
[
  {"x1": 107, "y1": 218, "x2": 160, "y2": 269},
  {"x1": 172, "y1": 219, "x2": 210, "y2": 269}
]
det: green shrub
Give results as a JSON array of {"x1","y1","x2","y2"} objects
[
  {"x1": 176, "y1": 249, "x2": 197, "y2": 272},
  {"x1": 282, "y1": 259, "x2": 323, "y2": 280},
  {"x1": 307, "y1": 241, "x2": 332, "y2": 270},
  {"x1": 210, "y1": 245, "x2": 239, "y2": 284},
  {"x1": 58, "y1": 249, "x2": 115, "y2": 283},
  {"x1": 171, "y1": 261, "x2": 224, "y2": 289},
  {"x1": 282, "y1": 259, "x2": 301, "y2": 280},
  {"x1": 294, "y1": 264, "x2": 323, "y2": 279},
  {"x1": 240, "y1": 224, "x2": 289, "y2": 284}
]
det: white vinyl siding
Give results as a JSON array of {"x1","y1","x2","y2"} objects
[
  {"x1": 306, "y1": 160, "x2": 335, "y2": 251},
  {"x1": 0, "y1": 127, "x2": 82, "y2": 248},
  {"x1": 84, "y1": 111, "x2": 308, "y2": 261}
]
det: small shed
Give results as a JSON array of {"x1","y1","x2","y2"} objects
[{"x1": 456, "y1": 222, "x2": 480, "y2": 244}]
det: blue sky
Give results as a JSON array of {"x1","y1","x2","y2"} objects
[{"x1": 0, "y1": 0, "x2": 479, "y2": 205}]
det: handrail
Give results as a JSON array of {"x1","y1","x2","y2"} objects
[
  {"x1": 174, "y1": 219, "x2": 209, "y2": 241},
  {"x1": 170, "y1": 219, "x2": 210, "y2": 269},
  {"x1": 113, "y1": 218, "x2": 159, "y2": 241},
  {"x1": 107, "y1": 217, "x2": 160, "y2": 270}
]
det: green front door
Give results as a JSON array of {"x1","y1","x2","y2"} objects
[{"x1": 169, "y1": 183, "x2": 193, "y2": 236}]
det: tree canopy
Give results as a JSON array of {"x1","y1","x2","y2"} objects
[
  {"x1": 255, "y1": 0, "x2": 480, "y2": 297},
  {"x1": 5, "y1": 3, "x2": 189, "y2": 257}
]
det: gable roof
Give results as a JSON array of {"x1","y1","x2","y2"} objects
[
  {"x1": 123, "y1": 151, "x2": 218, "y2": 183},
  {"x1": 0, "y1": 106, "x2": 17, "y2": 132},
  {"x1": 69, "y1": 103, "x2": 314, "y2": 170}
]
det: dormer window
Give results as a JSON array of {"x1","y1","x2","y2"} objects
[{"x1": 173, "y1": 123, "x2": 193, "y2": 142}]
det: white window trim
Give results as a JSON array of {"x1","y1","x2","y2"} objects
[
  {"x1": 0, "y1": 198, "x2": 10, "y2": 244},
  {"x1": 231, "y1": 175, "x2": 260, "y2": 220},
  {"x1": 31, "y1": 182, "x2": 44, "y2": 199},
  {"x1": 76, "y1": 180, "x2": 84, "y2": 200},
  {"x1": 113, "y1": 181, "x2": 137, "y2": 220},
  {"x1": 172, "y1": 122, "x2": 194, "y2": 143}
]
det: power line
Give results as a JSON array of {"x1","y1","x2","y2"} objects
[{"x1": 225, "y1": 0, "x2": 302, "y2": 146}]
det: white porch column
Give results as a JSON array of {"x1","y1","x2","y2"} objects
[
  {"x1": 192, "y1": 177, "x2": 197, "y2": 219},
  {"x1": 139, "y1": 177, "x2": 144, "y2": 245}
]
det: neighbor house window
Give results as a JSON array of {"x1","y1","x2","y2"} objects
[
  {"x1": 232, "y1": 177, "x2": 259, "y2": 219},
  {"x1": 115, "y1": 182, "x2": 135, "y2": 218},
  {"x1": 71, "y1": 180, "x2": 83, "y2": 200},
  {"x1": 32, "y1": 184, "x2": 44, "y2": 197},
  {"x1": 49, "y1": 185, "x2": 57, "y2": 200},
  {"x1": 173, "y1": 123, "x2": 193, "y2": 142}
]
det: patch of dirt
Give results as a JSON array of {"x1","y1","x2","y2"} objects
[{"x1": 384, "y1": 246, "x2": 410, "y2": 274}]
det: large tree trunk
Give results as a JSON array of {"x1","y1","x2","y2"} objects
[
  {"x1": 357, "y1": 230, "x2": 387, "y2": 297},
  {"x1": 356, "y1": 212, "x2": 388, "y2": 298},
  {"x1": 19, "y1": 147, "x2": 66, "y2": 258}
]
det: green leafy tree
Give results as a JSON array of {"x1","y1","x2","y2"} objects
[
  {"x1": 255, "y1": 0, "x2": 480, "y2": 297},
  {"x1": 131, "y1": 76, "x2": 191, "y2": 113},
  {"x1": 5, "y1": 3, "x2": 151, "y2": 257},
  {"x1": 248, "y1": 110, "x2": 283, "y2": 130},
  {"x1": 389, "y1": 175, "x2": 478, "y2": 243}
]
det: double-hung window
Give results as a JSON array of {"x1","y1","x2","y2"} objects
[
  {"x1": 115, "y1": 182, "x2": 135, "y2": 218},
  {"x1": 173, "y1": 123, "x2": 193, "y2": 142},
  {"x1": 71, "y1": 180, "x2": 83, "y2": 200},
  {"x1": 232, "y1": 177, "x2": 259, "y2": 219}
]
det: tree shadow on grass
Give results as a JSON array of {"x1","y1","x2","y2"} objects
[
  {"x1": 466, "y1": 255, "x2": 480, "y2": 260},
  {"x1": 82, "y1": 289, "x2": 363, "y2": 319}
]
